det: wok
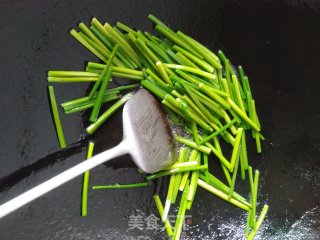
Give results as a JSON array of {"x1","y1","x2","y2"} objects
[{"x1": 0, "y1": 0, "x2": 319, "y2": 239}]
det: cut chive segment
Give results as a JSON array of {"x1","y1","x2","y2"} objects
[
  {"x1": 61, "y1": 90, "x2": 120, "y2": 110},
  {"x1": 200, "y1": 118, "x2": 237, "y2": 144},
  {"x1": 92, "y1": 182, "x2": 148, "y2": 189},
  {"x1": 81, "y1": 142, "x2": 94, "y2": 217},
  {"x1": 48, "y1": 86, "x2": 67, "y2": 149},
  {"x1": 165, "y1": 64, "x2": 216, "y2": 80},
  {"x1": 175, "y1": 135, "x2": 211, "y2": 155},
  {"x1": 48, "y1": 76, "x2": 99, "y2": 83},
  {"x1": 79, "y1": 22, "x2": 110, "y2": 54},
  {"x1": 89, "y1": 45, "x2": 119, "y2": 122},
  {"x1": 248, "y1": 205, "x2": 269, "y2": 240},
  {"x1": 213, "y1": 137, "x2": 232, "y2": 186},
  {"x1": 64, "y1": 95, "x2": 120, "y2": 115},
  {"x1": 198, "y1": 179, "x2": 249, "y2": 211},
  {"x1": 230, "y1": 128, "x2": 243, "y2": 172},
  {"x1": 162, "y1": 174, "x2": 175, "y2": 222},
  {"x1": 186, "y1": 154, "x2": 200, "y2": 209},
  {"x1": 172, "y1": 180, "x2": 190, "y2": 240},
  {"x1": 146, "y1": 165, "x2": 207, "y2": 181},
  {"x1": 48, "y1": 71, "x2": 99, "y2": 77},
  {"x1": 173, "y1": 45, "x2": 214, "y2": 73},
  {"x1": 228, "y1": 98, "x2": 260, "y2": 132},
  {"x1": 156, "y1": 61, "x2": 172, "y2": 85},
  {"x1": 248, "y1": 166, "x2": 255, "y2": 228},
  {"x1": 116, "y1": 21, "x2": 137, "y2": 36},
  {"x1": 199, "y1": 173, "x2": 249, "y2": 206},
  {"x1": 171, "y1": 147, "x2": 188, "y2": 204},
  {"x1": 154, "y1": 23, "x2": 202, "y2": 59},
  {"x1": 176, "y1": 31, "x2": 222, "y2": 69},
  {"x1": 86, "y1": 92, "x2": 134, "y2": 134},
  {"x1": 251, "y1": 169, "x2": 260, "y2": 228},
  {"x1": 153, "y1": 195, "x2": 174, "y2": 237},
  {"x1": 179, "y1": 150, "x2": 199, "y2": 191},
  {"x1": 89, "y1": 67, "x2": 112, "y2": 122},
  {"x1": 228, "y1": 145, "x2": 241, "y2": 198},
  {"x1": 70, "y1": 29, "x2": 108, "y2": 63},
  {"x1": 205, "y1": 142, "x2": 232, "y2": 170},
  {"x1": 163, "y1": 161, "x2": 198, "y2": 170}
]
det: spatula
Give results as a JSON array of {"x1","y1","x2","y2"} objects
[{"x1": 0, "y1": 89, "x2": 176, "y2": 218}]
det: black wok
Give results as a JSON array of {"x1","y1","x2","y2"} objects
[{"x1": 0, "y1": 0, "x2": 319, "y2": 239}]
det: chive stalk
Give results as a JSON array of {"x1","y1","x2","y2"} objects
[
  {"x1": 228, "y1": 145, "x2": 240, "y2": 198},
  {"x1": 239, "y1": 144, "x2": 246, "y2": 180},
  {"x1": 179, "y1": 150, "x2": 198, "y2": 191},
  {"x1": 248, "y1": 167, "x2": 255, "y2": 227},
  {"x1": 230, "y1": 128, "x2": 243, "y2": 172},
  {"x1": 176, "y1": 52, "x2": 200, "y2": 69},
  {"x1": 191, "y1": 121, "x2": 200, "y2": 145},
  {"x1": 199, "y1": 174, "x2": 249, "y2": 206},
  {"x1": 147, "y1": 40, "x2": 172, "y2": 63},
  {"x1": 70, "y1": 29, "x2": 108, "y2": 62},
  {"x1": 48, "y1": 86, "x2": 67, "y2": 148},
  {"x1": 88, "y1": 44, "x2": 119, "y2": 100},
  {"x1": 116, "y1": 21, "x2": 137, "y2": 36},
  {"x1": 241, "y1": 131, "x2": 249, "y2": 169},
  {"x1": 176, "y1": 31, "x2": 222, "y2": 69},
  {"x1": 165, "y1": 64, "x2": 216, "y2": 80},
  {"x1": 141, "y1": 79, "x2": 169, "y2": 99},
  {"x1": 92, "y1": 182, "x2": 148, "y2": 189},
  {"x1": 81, "y1": 142, "x2": 95, "y2": 216},
  {"x1": 154, "y1": 24, "x2": 202, "y2": 59},
  {"x1": 251, "y1": 170, "x2": 260, "y2": 228},
  {"x1": 148, "y1": 14, "x2": 168, "y2": 28},
  {"x1": 156, "y1": 61, "x2": 173, "y2": 85},
  {"x1": 198, "y1": 83, "x2": 230, "y2": 109},
  {"x1": 146, "y1": 165, "x2": 207, "y2": 181},
  {"x1": 213, "y1": 137, "x2": 232, "y2": 186},
  {"x1": 203, "y1": 154, "x2": 209, "y2": 183},
  {"x1": 136, "y1": 37, "x2": 160, "y2": 63},
  {"x1": 232, "y1": 75, "x2": 246, "y2": 113},
  {"x1": 164, "y1": 161, "x2": 198, "y2": 170},
  {"x1": 86, "y1": 92, "x2": 134, "y2": 134},
  {"x1": 173, "y1": 45, "x2": 214, "y2": 73},
  {"x1": 228, "y1": 98, "x2": 260, "y2": 132},
  {"x1": 247, "y1": 205, "x2": 269, "y2": 240},
  {"x1": 172, "y1": 180, "x2": 190, "y2": 240},
  {"x1": 171, "y1": 148, "x2": 188, "y2": 203},
  {"x1": 103, "y1": 22, "x2": 142, "y2": 66},
  {"x1": 205, "y1": 142, "x2": 232, "y2": 170},
  {"x1": 90, "y1": 25, "x2": 135, "y2": 68},
  {"x1": 89, "y1": 67, "x2": 112, "y2": 122},
  {"x1": 175, "y1": 136, "x2": 211, "y2": 155},
  {"x1": 153, "y1": 195, "x2": 174, "y2": 237},
  {"x1": 198, "y1": 179, "x2": 249, "y2": 211},
  {"x1": 200, "y1": 118, "x2": 237, "y2": 144},
  {"x1": 64, "y1": 95, "x2": 120, "y2": 114},
  {"x1": 186, "y1": 153, "x2": 200, "y2": 209},
  {"x1": 61, "y1": 89, "x2": 120, "y2": 110},
  {"x1": 48, "y1": 76, "x2": 99, "y2": 83},
  {"x1": 79, "y1": 22, "x2": 110, "y2": 54},
  {"x1": 48, "y1": 71, "x2": 99, "y2": 77},
  {"x1": 188, "y1": 86, "x2": 226, "y2": 117},
  {"x1": 162, "y1": 174, "x2": 175, "y2": 222}
]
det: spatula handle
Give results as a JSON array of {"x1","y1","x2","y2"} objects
[{"x1": 0, "y1": 141, "x2": 128, "y2": 219}]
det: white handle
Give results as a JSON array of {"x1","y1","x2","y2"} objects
[{"x1": 0, "y1": 141, "x2": 128, "y2": 219}]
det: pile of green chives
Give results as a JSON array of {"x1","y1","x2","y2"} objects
[{"x1": 47, "y1": 14, "x2": 268, "y2": 240}]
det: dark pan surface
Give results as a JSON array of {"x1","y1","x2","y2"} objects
[{"x1": 0, "y1": 0, "x2": 319, "y2": 239}]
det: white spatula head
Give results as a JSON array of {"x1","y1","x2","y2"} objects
[{"x1": 123, "y1": 89, "x2": 176, "y2": 173}]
